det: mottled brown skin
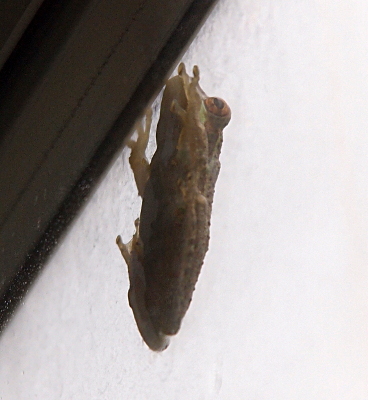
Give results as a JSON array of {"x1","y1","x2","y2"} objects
[{"x1": 117, "y1": 64, "x2": 231, "y2": 351}]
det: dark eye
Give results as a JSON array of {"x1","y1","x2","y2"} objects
[
  {"x1": 204, "y1": 97, "x2": 231, "y2": 119},
  {"x1": 213, "y1": 98, "x2": 224, "y2": 109}
]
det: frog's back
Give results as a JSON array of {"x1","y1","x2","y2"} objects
[
  {"x1": 142, "y1": 158, "x2": 211, "y2": 336},
  {"x1": 138, "y1": 73, "x2": 209, "y2": 335},
  {"x1": 139, "y1": 66, "x2": 230, "y2": 337}
]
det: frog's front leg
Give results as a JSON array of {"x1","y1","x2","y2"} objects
[
  {"x1": 116, "y1": 224, "x2": 169, "y2": 351},
  {"x1": 126, "y1": 109, "x2": 152, "y2": 197}
]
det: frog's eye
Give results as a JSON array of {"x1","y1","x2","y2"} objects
[
  {"x1": 204, "y1": 97, "x2": 231, "y2": 129},
  {"x1": 204, "y1": 97, "x2": 231, "y2": 119}
]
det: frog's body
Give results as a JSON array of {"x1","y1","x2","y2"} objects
[{"x1": 117, "y1": 64, "x2": 231, "y2": 351}]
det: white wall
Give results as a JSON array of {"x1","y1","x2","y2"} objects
[{"x1": 1, "y1": 1, "x2": 368, "y2": 398}]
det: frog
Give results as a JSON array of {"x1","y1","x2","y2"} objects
[{"x1": 116, "y1": 63, "x2": 231, "y2": 351}]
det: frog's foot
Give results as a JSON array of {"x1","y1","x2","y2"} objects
[
  {"x1": 127, "y1": 109, "x2": 153, "y2": 197},
  {"x1": 116, "y1": 219, "x2": 142, "y2": 286},
  {"x1": 177, "y1": 63, "x2": 190, "y2": 90},
  {"x1": 174, "y1": 64, "x2": 207, "y2": 156},
  {"x1": 178, "y1": 63, "x2": 202, "y2": 103},
  {"x1": 116, "y1": 235, "x2": 132, "y2": 266}
]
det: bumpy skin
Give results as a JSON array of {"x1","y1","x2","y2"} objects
[{"x1": 117, "y1": 64, "x2": 231, "y2": 351}]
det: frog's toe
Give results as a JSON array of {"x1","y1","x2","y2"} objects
[{"x1": 178, "y1": 62, "x2": 186, "y2": 76}]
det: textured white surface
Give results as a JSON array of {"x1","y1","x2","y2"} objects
[{"x1": 1, "y1": 1, "x2": 368, "y2": 398}]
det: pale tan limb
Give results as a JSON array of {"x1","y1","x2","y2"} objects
[{"x1": 127, "y1": 109, "x2": 152, "y2": 197}]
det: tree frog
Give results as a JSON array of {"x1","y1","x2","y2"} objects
[{"x1": 116, "y1": 63, "x2": 231, "y2": 351}]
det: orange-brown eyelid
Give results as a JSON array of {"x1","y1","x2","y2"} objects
[{"x1": 205, "y1": 97, "x2": 231, "y2": 118}]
